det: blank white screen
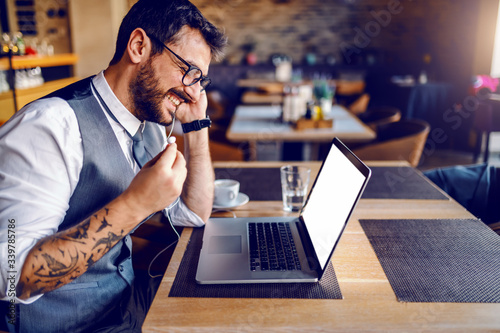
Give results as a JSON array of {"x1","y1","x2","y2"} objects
[{"x1": 301, "y1": 145, "x2": 366, "y2": 270}]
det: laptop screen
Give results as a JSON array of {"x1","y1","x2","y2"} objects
[{"x1": 301, "y1": 140, "x2": 368, "y2": 270}]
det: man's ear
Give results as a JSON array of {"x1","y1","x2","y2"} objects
[{"x1": 127, "y1": 28, "x2": 151, "y2": 64}]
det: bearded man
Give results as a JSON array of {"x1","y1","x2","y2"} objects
[{"x1": 0, "y1": 0, "x2": 226, "y2": 331}]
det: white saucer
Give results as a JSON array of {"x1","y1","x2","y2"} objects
[{"x1": 213, "y1": 193, "x2": 249, "y2": 209}]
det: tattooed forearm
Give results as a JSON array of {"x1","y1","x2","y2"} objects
[
  {"x1": 57, "y1": 218, "x2": 91, "y2": 244},
  {"x1": 34, "y1": 250, "x2": 79, "y2": 278},
  {"x1": 17, "y1": 205, "x2": 133, "y2": 300}
]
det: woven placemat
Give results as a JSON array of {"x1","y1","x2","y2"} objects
[
  {"x1": 215, "y1": 166, "x2": 448, "y2": 201},
  {"x1": 360, "y1": 218, "x2": 500, "y2": 303},
  {"x1": 168, "y1": 228, "x2": 343, "y2": 299},
  {"x1": 361, "y1": 166, "x2": 448, "y2": 200},
  {"x1": 215, "y1": 167, "x2": 282, "y2": 201}
]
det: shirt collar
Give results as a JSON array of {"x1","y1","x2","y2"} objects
[{"x1": 92, "y1": 71, "x2": 143, "y2": 136}]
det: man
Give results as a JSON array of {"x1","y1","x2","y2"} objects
[{"x1": 0, "y1": 0, "x2": 226, "y2": 331}]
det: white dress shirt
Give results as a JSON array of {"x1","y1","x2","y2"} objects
[{"x1": 0, "y1": 71, "x2": 204, "y2": 303}]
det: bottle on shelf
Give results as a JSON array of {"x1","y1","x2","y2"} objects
[
  {"x1": 1, "y1": 33, "x2": 11, "y2": 56},
  {"x1": 14, "y1": 67, "x2": 45, "y2": 89},
  {"x1": 13, "y1": 32, "x2": 26, "y2": 56},
  {"x1": 0, "y1": 71, "x2": 10, "y2": 92},
  {"x1": 305, "y1": 100, "x2": 314, "y2": 120},
  {"x1": 1, "y1": 32, "x2": 28, "y2": 56},
  {"x1": 282, "y1": 85, "x2": 292, "y2": 123}
]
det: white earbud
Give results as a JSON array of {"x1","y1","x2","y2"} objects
[{"x1": 167, "y1": 136, "x2": 176, "y2": 144}]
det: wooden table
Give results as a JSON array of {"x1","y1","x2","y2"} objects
[
  {"x1": 226, "y1": 105, "x2": 375, "y2": 160},
  {"x1": 143, "y1": 161, "x2": 500, "y2": 332}
]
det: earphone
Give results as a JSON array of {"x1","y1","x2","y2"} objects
[
  {"x1": 148, "y1": 197, "x2": 181, "y2": 278},
  {"x1": 148, "y1": 107, "x2": 180, "y2": 278},
  {"x1": 164, "y1": 107, "x2": 177, "y2": 149}
]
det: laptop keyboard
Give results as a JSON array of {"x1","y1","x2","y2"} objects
[{"x1": 248, "y1": 222, "x2": 301, "y2": 272}]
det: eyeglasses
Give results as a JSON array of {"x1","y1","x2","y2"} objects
[{"x1": 148, "y1": 34, "x2": 211, "y2": 90}]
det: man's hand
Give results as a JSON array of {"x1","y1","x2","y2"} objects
[
  {"x1": 123, "y1": 143, "x2": 187, "y2": 220},
  {"x1": 175, "y1": 88, "x2": 208, "y2": 124}
]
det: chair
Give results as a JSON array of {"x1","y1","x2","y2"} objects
[
  {"x1": 335, "y1": 79, "x2": 369, "y2": 115},
  {"x1": 174, "y1": 129, "x2": 244, "y2": 162},
  {"x1": 357, "y1": 106, "x2": 402, "y2": 130},
  {"x1": 352, "y1": 119, "x2": 430, "y2": 167},
  {"x1": 347, "y1": 93, "x2": 371, "y2": 115},
  {"x1": 472, "y1": 100, "x2": 500, "y2": 163},
  {"x1": 335, "y1": 79, "x2": 366, "y2": 96}
]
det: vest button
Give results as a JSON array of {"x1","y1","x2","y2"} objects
[{"x1": 118, "y1": 264, "x2": 124, "y2": 272}]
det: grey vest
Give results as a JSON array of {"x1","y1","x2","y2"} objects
[{"x1": 4, "y1": 77, "x2": 164, "y2": 332}]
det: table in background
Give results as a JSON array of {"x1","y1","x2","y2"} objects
[
  {"x1": 237, "y1": 78, "x2": 366, "y2": 105},
  {"x1": 226, "y1": 105, "x2": 375, "y2": 160},
  {"x1": 143, "y1": 161, "x2": 500, "y2": 332}
]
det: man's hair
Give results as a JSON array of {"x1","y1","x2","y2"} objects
[{"x1": 109, "y1": 0, "x2": 227, "y2": 66}]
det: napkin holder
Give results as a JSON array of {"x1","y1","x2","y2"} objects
[{"x1": 295, "y1": 118, "x2": 333, "y2": 130}]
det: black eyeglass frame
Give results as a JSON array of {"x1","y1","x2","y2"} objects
[{"x1": 148, "y1": 34, "x2": 211, "y2": 90}]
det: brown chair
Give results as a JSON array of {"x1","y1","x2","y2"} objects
[
  {"x1": 357, "y1": 106, "x2": 402, "y2": 130},
  {"x1": 175, "y1": 133, "x2": 244, "y2": 162},
  {"x1": 347, "y1": 93, "x2": 371, "y2": 115},
  {"x1": 352, "y1": 119, "x2": 430, "y2": 167},
  {"x1": 335, "y1": 79, "x2": 366, "y2": 95}
]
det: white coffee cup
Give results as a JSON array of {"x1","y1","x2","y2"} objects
[{"x1": 214, "y1": 179, "x2": 240, "y2": 206}]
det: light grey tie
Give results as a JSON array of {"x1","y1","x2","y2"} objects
[{"x1": 132, "y1": 124, "x2": 149, "y2": 168}]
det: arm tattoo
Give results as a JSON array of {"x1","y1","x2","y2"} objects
[
  {"x1": 19, "y1": 206, "x2": 128, "y2": 298},
  {"x1": 92, "y1": 231, "x2": 123, "y2": 253},
  {"x1": 59, "y1": 219, "x2": 91, "y2": 244},
  {"x1": 96, "y1": 216, "x2": 112, "y2": 233},
  {"x1": 34, "y1": 249, "x2": 79, "y2": 278},
  {"x1": 86, "y1": 254, "x2": 96, "y2": 268}
]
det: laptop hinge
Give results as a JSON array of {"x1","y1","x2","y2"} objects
[{"x1": 296, "y1": 217, "x2": 322, "y2": 277}]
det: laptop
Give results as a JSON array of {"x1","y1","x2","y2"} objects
[{"x1": 196, "y1": 137, "x2": 371, "y2": 284}]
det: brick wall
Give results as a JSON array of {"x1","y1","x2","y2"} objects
[{"x1": 193, "y1": 0, "x2": 480, "y2": 83}]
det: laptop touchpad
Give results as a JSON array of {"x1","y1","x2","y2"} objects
[{"x1": 208, "y1": 236, "x2": 242, "y2": 254}]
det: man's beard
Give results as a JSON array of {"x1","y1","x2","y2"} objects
[{"x1": 129, "y1": 58, "x2": 174, "y2": 126}]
